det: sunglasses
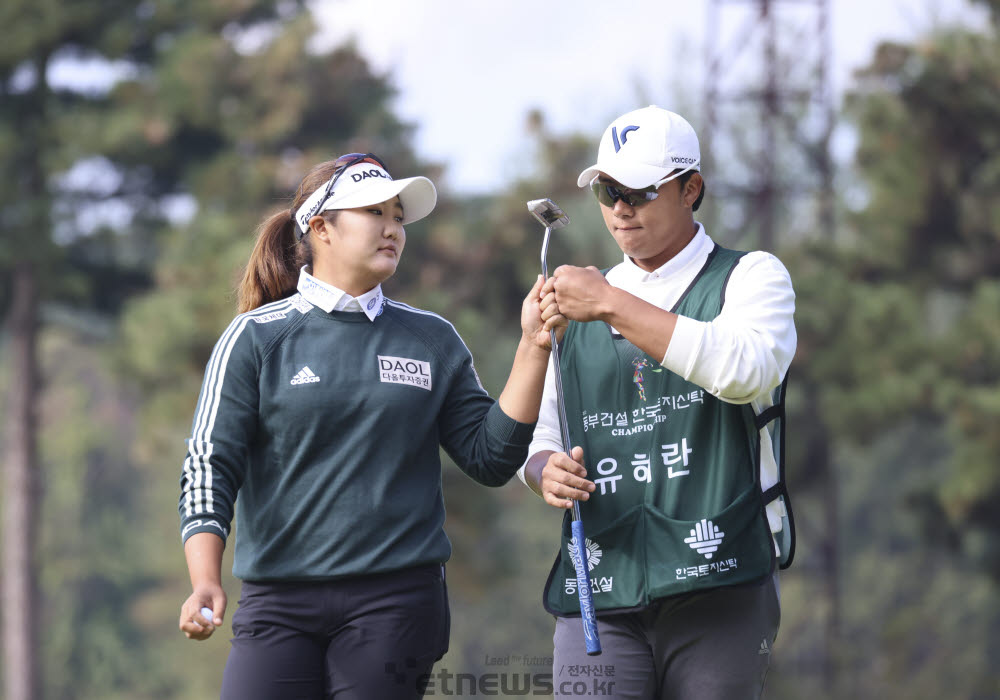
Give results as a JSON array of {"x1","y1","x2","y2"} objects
[
  {"x1": 589, "y1": 173, "x2": 678, "y2": 208},
  {"x1": 297, "y1": 152, "x2": 387, "y2": 237}
]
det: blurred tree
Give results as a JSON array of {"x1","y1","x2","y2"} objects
[
  {"x1": 0, "y1": 3, "x2": 166, "y2": 698},
  {"x1": 773, "y1": 7, "x2": 1000, "y2": 697},
  {"x1": 842, "y1": 14, "x2": 1000, "y2": 578}
]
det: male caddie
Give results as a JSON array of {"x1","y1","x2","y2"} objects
[{"x1": 520, "y1": 105, "x2": 797, "y2": 699}]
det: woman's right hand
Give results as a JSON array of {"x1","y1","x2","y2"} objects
[
  {"x1": 522, "y1": 275, "x2": 567, "y2": 351},
  {"x1": 179, "y1": 583, "x2": 227, "y2": 640}
]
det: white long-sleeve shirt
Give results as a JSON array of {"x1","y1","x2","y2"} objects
[{"x1": 519, "y1": 224, "x2": 797, "y2": 540}]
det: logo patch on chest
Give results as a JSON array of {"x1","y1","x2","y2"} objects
[
  {"x1": 290, "y1": 366, "x2": 321, "y2": 385},
  {"x1": 378, "y1": 355, "x2": 432, "y2": 391}
]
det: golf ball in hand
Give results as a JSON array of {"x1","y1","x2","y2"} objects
[{"x1": 200, "y1": 607, "x2": 214, "y2": 622}]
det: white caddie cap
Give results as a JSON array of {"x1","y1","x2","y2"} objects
[
  {"x1": 577, "y1": 105, "x2": 701, "y2": 189},
  {"x1": 295, "y1": 158, "x2": 437, "y2": 234}
]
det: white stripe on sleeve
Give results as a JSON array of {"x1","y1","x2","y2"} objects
[{"x1": 183, "y1": 298, "x2": 295, "y2": 516}]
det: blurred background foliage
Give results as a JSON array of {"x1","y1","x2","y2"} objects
[{"x1": 1, "y1": 1, "x2": 999, "y2": 698}]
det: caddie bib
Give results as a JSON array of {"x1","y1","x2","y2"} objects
[{"x1": 543, "y1": 245, "x2": 789, "y2": 616}]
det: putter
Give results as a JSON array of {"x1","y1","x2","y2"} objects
[{"x1": 527, "y1": 198, "x2": 601, "y2": 656}]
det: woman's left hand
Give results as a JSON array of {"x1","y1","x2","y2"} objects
[{"x1": 522, "y1": 274, "x2": 567, "y2": 351}]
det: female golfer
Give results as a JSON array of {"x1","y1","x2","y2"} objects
[{"x1": 177, "y1": 152, "x2": 561, "y2": 699}]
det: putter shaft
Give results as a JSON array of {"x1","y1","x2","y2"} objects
[{"x1": 541, "y1": 225, "x2": 582, "y2": 523}]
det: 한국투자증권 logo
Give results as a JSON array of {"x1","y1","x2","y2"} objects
[
  {"x1": 290, "y1": 366, "x2": 321, "y2": 385},
  {"x1": 684, "y1": 518, "x2": 725, "y2": 559},
  {"x1": 568, "y1": 537, "x2": 603, "y2": 572}
]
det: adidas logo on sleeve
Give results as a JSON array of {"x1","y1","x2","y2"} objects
[{"x1": 290, "y1": 366, "x2": 321, "y2": 385}]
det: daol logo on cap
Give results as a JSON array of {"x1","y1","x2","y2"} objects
[{"x1": 350, "y1": 168, "x2": 391, "y2": 183}]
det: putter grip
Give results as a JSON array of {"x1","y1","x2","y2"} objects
[{"x1": 571, "y1": 520, "x2": 602, "y2": 655}]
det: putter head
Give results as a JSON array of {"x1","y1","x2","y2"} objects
[{"x1": 527, "y1": 198, "x2": 570, "y2": 230}]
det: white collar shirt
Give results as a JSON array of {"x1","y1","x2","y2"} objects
[{"x1": 296, "y1": 267, "x2": 385, "y2": 322}]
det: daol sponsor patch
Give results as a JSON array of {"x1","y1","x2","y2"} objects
[{"x1": 378, "y1": 355, "x2": 432, "y2": 391}]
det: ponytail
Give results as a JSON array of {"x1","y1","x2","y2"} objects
[
  {"x1": 236, "y1": 158, "x2": 346, "y2": 313},
  {"x1": 237, "y1": 209, "x2": 311, "y2": 313}
]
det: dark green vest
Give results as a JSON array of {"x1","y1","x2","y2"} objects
[{"x1": 543, "y1": 245, "x2": 794, "y2": 616}]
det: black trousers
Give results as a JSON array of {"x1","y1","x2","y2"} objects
[
  {"x1": 220, "y1": 564, "x2": 450, "y2": 700},
  {"x1": 553, "y1": 574, "x2": 780, "y2": 699}
]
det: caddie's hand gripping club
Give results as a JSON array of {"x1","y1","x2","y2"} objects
[{"x1": 527, "y1": 198, "x2": 601, "y2": 656}]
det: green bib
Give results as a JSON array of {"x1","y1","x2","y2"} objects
[{"x1": 543, "y1": 246, "x2": 792, "y2": 616}]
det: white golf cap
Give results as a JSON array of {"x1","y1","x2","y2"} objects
[
  {"x1": 295, "y1": 158, "x2": 437, "y2": 234},
  {"x1": 577, "y1": 106, "x2": 701, "y2": 189}
]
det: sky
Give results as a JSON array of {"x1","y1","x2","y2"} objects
[{"x1": 310, "y1": 0, "x2": 991, "y2": 194}]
